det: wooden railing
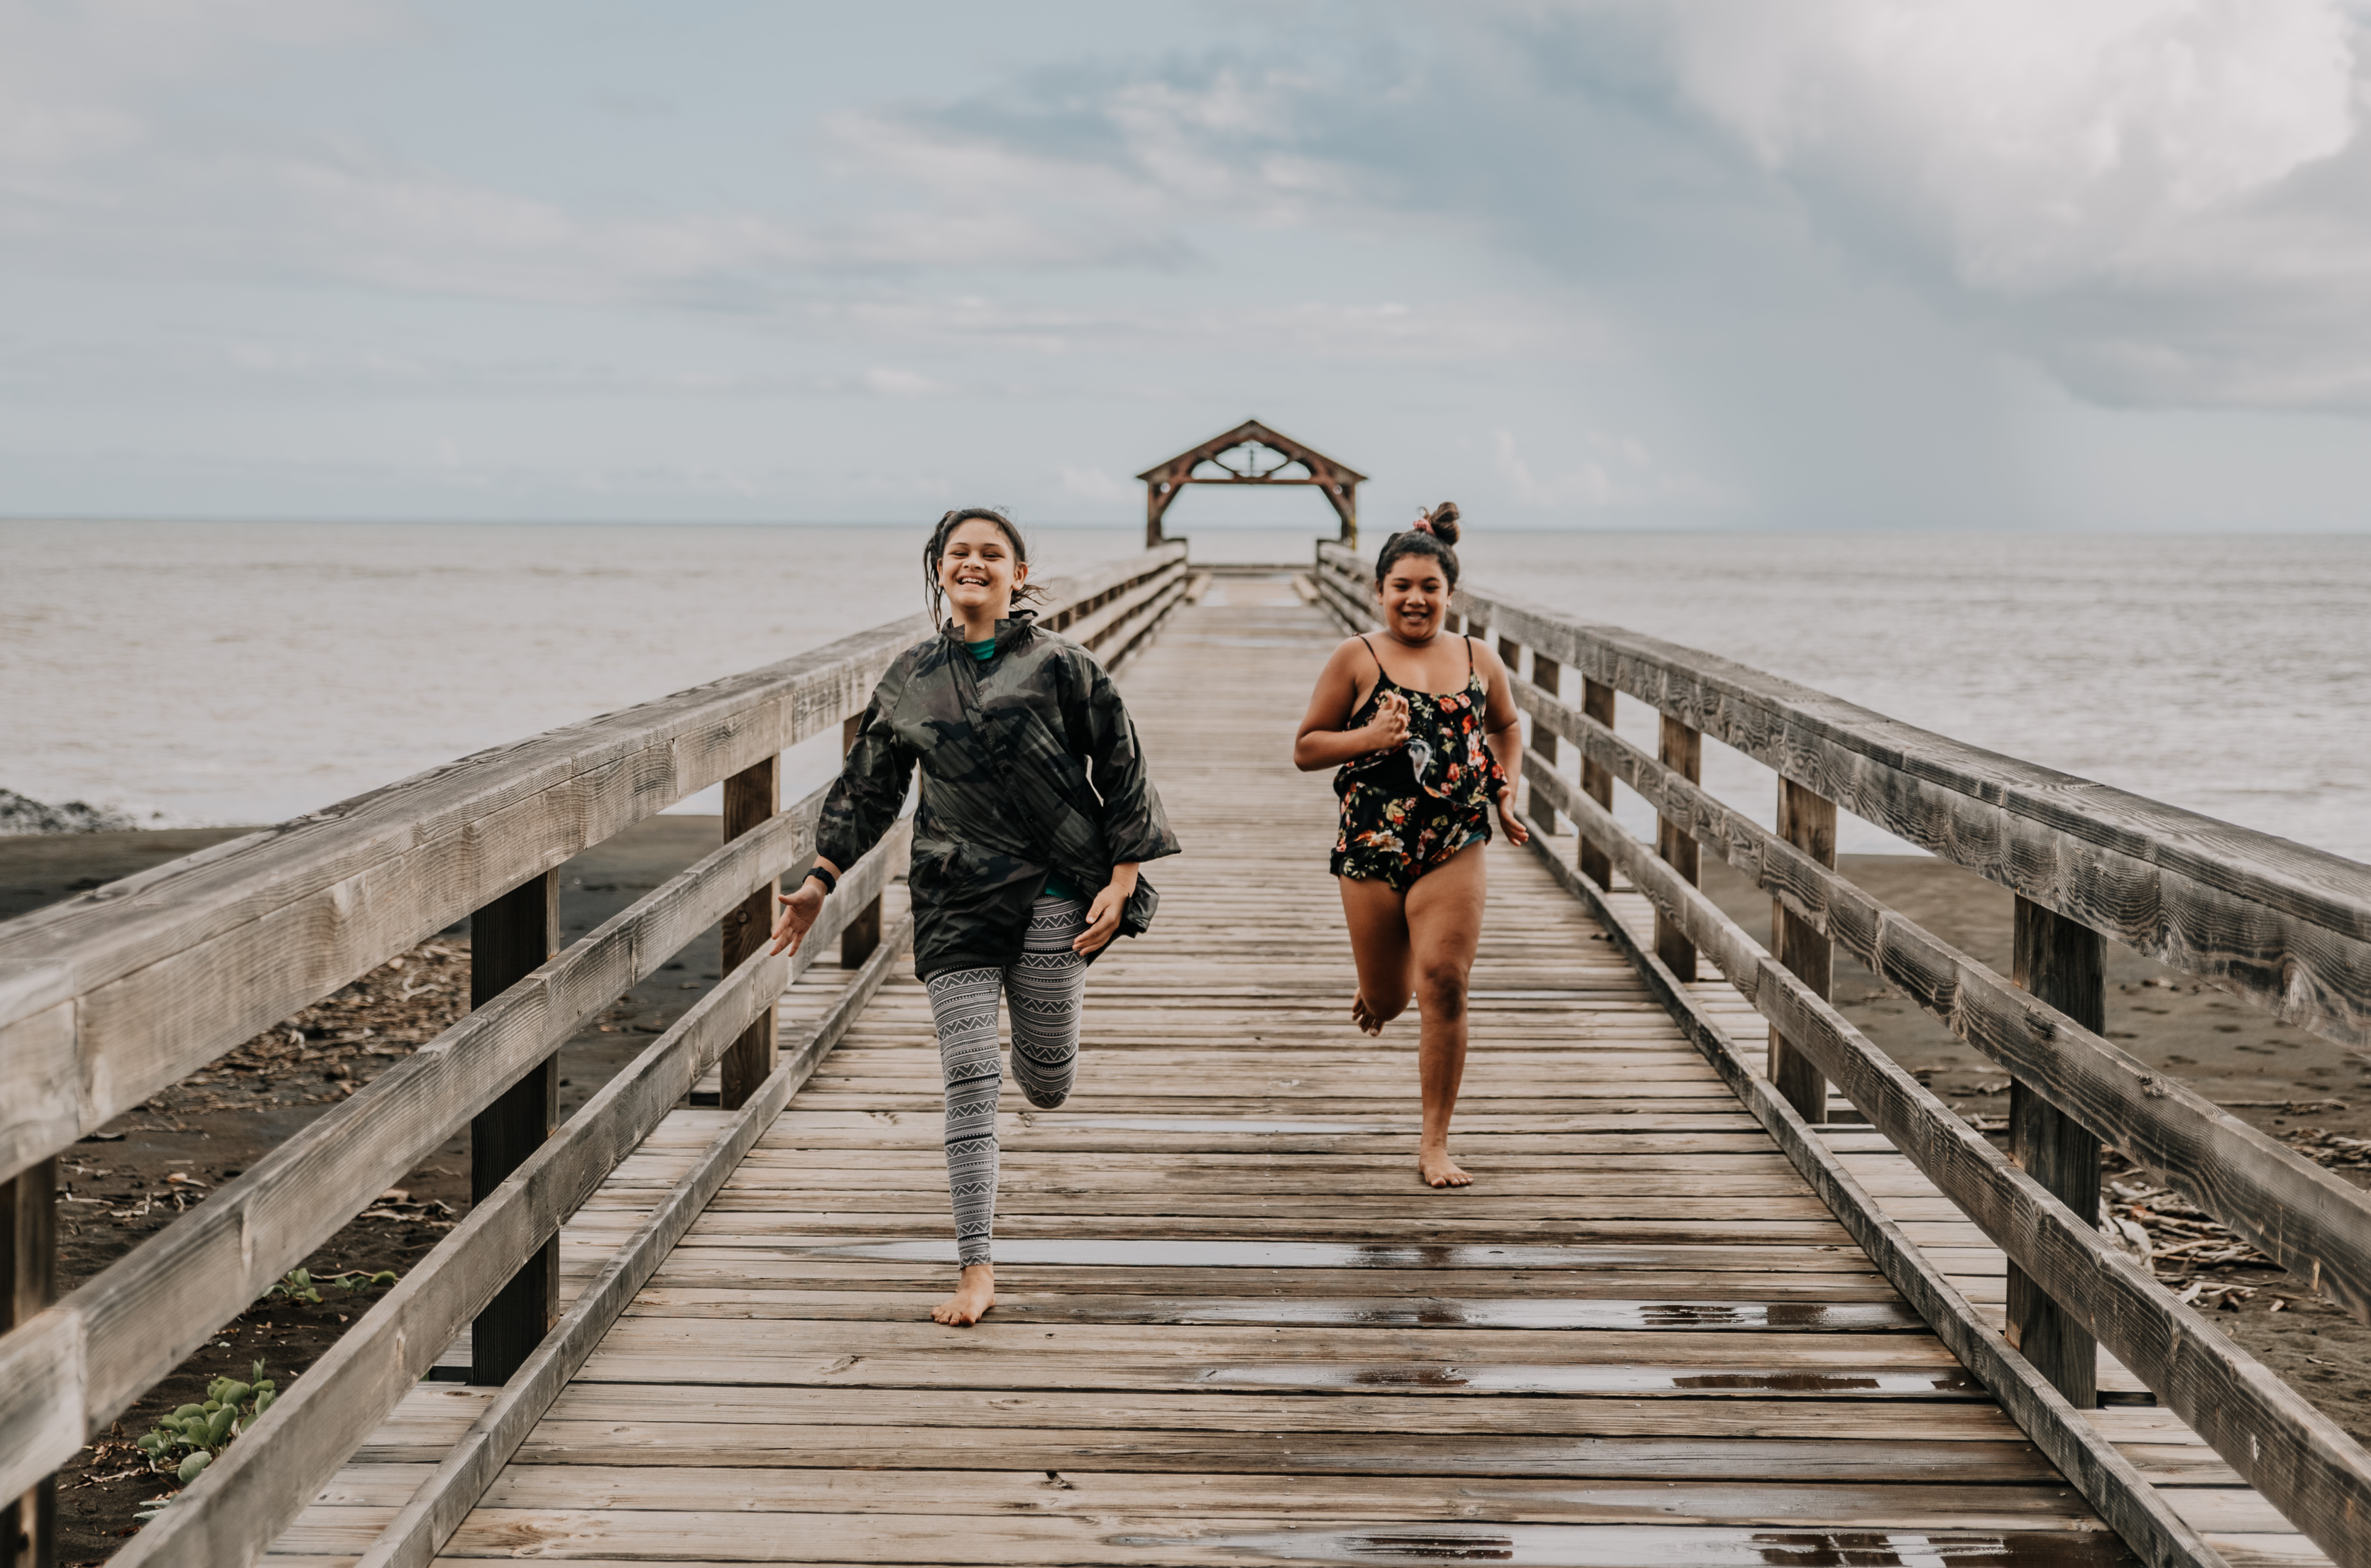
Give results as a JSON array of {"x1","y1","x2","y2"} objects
[
  {"x1": 0, "y1": 542, "x2": 1190, "y2": 1566},
  {"x1": 1315, "y1": 541, "x2": 2371, "y2": 1568}
]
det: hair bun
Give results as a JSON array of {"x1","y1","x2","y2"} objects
[{"x1": 1425, "y1": 502, "x2": 1461, "y2": 546}]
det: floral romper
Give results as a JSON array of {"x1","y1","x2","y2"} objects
[{"x1": 1331, "y1": 635, "x2": 1509, "y2": 891}]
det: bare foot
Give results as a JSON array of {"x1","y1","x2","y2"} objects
[
  {"x1": 1350, "y1": 994, "x2": 1385, "y2": 1037},
  {"x1": 931, "y1": 1263, "x2": 996, "y2": 1325},
  {"x1": 1418, "y1": 1147, "x2": 1472, "y2": 1188}
]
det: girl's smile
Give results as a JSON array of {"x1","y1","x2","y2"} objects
[
  {"x1": 1380, "y1": 564, "x2": 1450, "y2": 643},
  {"x1": 938, "y1": 520, "x2": 1028, "y2": 632}
]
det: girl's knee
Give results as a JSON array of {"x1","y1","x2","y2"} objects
[
  {"x1": 1417, "y1": 963, "x2": 1468, "y2": 1021},
  {"x1": 1365, "y1": 989, "x2": 1413, "y2": 1024},
  {"x1": 1021, "y1": 1083, "x2": 1071, "y2": 1110}
]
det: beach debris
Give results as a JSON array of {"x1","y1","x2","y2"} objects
[
  {"x1": 133, "y1": 938, "x2": 475, "y2": 1116},
  {"x1": 0, "y1": 786, "x2": 141, "y2": 835},
  {"x1": 2284, "y1": 1126, "x2": 2371, "y2": 1168}
]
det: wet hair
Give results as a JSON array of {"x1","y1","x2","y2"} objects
[
  {"x1": 924, "y1": 507, "x2": 1046, "y2": 626},
  {"x1": 1374, "y1": 501, "x2": 1462, "y2": 590}
]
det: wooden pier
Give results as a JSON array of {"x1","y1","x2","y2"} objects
[{"x1": 5, "y1": 546, "x2": 2371, "y2": 1567}]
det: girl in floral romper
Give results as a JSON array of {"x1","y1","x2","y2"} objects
[{"x1": 1293, "y1": 503, "x2": 1530, "y2": 1187}]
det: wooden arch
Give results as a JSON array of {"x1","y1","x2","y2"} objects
[{"x1": 1137, "y1": 418, "x2": 1367, "y2": 548}]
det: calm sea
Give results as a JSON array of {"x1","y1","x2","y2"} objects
[{"x1": 5, "y1": 521, "x2": 2366, "y2": 862}]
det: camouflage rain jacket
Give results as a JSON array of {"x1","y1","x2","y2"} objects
[{"x1": 818, "y1": 615, "x2": 1181, "y2": 979}]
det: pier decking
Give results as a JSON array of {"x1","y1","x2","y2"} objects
[{"x1": 258, "y1": 575, "x2": 2311, "y2": 1566}]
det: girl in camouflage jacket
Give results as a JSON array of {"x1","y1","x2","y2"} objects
[{"x1": 769, "y1": 509, "x2": 1179, "y2": 1325}]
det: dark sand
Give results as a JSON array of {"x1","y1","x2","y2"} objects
[{"x1": 6, "y1": 816, "x2": 734, "y2": 1559}]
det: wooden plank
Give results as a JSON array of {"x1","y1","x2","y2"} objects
[
  {"x1": 2010, "y1": 894, "x2": 2106, "y2": 1409},
  {"x1": 1579, "y1": 677, "x2": 1616, "y2": 889},
  {"x1": 278, "y1": 1507, "x2": 2140, "y2": 1564},
  {"x1": 1529, "y1": 761, "x2": 2361, "y2": 1566},
  {"x1": 1768, "y1": 778, "x2": 1834, "y2": 1124},
  {"x1": 306, "y1": 1466, "x2": 2110, "y2": 1525},
  {"x1": 1653, "y1": 714, "x2": 1702, "y2": 981},
  {"x1": 1515, "y1": 669, "x2": 2371, "y2": 1325},
  {"x1": 1, "y1": 1158, "x2": 54, "y2": 1568},
  {"x1": 493, "y1": 1424, "x2": 2059, "y2": 1479},
  {"x1": 467, "y1": 870, "x2": 559, "y2": 1386},
  {"x1": 718, "y1": 755, "x2": 779, "y2": 1109},
  {"x1": 612, "y1": 1290, "x2": 1927, "y2": 1331},
  {"x1": 528, "y1": 1381, "x2": 2029, "y2": 1438}
]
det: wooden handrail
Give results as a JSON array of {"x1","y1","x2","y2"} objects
[
  {"x1": 1506, "y1": 669, "x2": 2371, "y2": 1325},
  {"x1": 0, "y1": 542, "x2": 1186, "y2": 1188},
  {"x1": 1317, "y1": 542, "x2": 2371, "y2": 1049},
  {"x1": 0, "y1": 547, "x2": 1187, "y2": 1559}
]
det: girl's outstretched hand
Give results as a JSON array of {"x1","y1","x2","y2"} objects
[
  {"x1": 1075, "y1": 862, "x2": 1140, "y2": 955},
  {"x1": 1496, "y1": 795, "x2": 1532, "y2": 847},
  {"x1": 770, "y1": 882, "x2": 824, "y2": 956}
]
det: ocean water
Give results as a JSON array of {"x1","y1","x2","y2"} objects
[
  {"x1": 1452, "y1": 530, "x2": 2371, "y2": 861},
  {"x1": 4, "y1": 521, "x2": 2366, "y2": 863}
]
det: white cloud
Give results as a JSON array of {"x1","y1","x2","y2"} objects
[
  {"x1": 1056, "y1": 465, "x2": 1133, "y2": 503},
  {"x1": 1493, "y1": 429, "x2": 1724, "y2": 512},
  {"x1": 1672, "y1": 0, "x2": 2357, "y2": 291},
  {"x1": 860, "y1": 367, "x2": 952, "y2": 398},
  {"x1": 1661, "y1": 0, "x2": 2371, "y2": 407}
]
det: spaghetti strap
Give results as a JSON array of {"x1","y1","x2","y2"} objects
[
  {"x1": 1464, "y1": 635, "x2": 1476, "y2": 672},
  {"x1": 1357, "y1": 635, "x2": 1384, "y2": 674}
]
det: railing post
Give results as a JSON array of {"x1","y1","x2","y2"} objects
[
  {"x1": 838, "y1": 715, "x2": 885, "y2": 967},
  {"x1": 469, "y1": 869, "x2": 559, "y2": 1385},
  {"x1": 1529, "y1": 654, "x2": 1564, "y2": 835},
  {"x1": 2009, "y1": 897, "x2": 2104, "y2": 1408},
  {"x1": 2, "y1": 1158, "x2": 55, "y2": 1568},
  {"x1": 1577, "y1": 679, "x2": 1615, "y2": 890},
  {"x1": 720, "y1": 755, "x2": 779, "y2": 1110},
  {"x1": 1768, "y1": 779, "x2": 1836, "y2": 1124},
  {"x1": 1495, "y1": 637, "x2": 1525, "y2": 818},
  {"x1": 1653, "y1": 716, "x2": 1702, "y2": 981}
]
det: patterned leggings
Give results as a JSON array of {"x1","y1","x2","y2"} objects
[{"x1": 924, "y1": 896, "x2": 1088, "y2": 1267}]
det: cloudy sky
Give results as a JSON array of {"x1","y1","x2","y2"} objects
[{"x1": 7, "y1": 0, "x2": 2371, "y2": 530}]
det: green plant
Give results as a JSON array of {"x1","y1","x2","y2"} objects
[
  {"x1": 267, "y1": 1266, "x2": 397, "y2": 1304},
  {"x1": 132, "y1": 1360, "x2": 279, "y2": 1515}
]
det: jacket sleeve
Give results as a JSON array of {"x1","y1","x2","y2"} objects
[
  {"x1": 1069, "y1": 652, "x2": 1181, "y2": 865},
  {"x1": 816, "y1": 657, "x2": 918, "y2": 872}
]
